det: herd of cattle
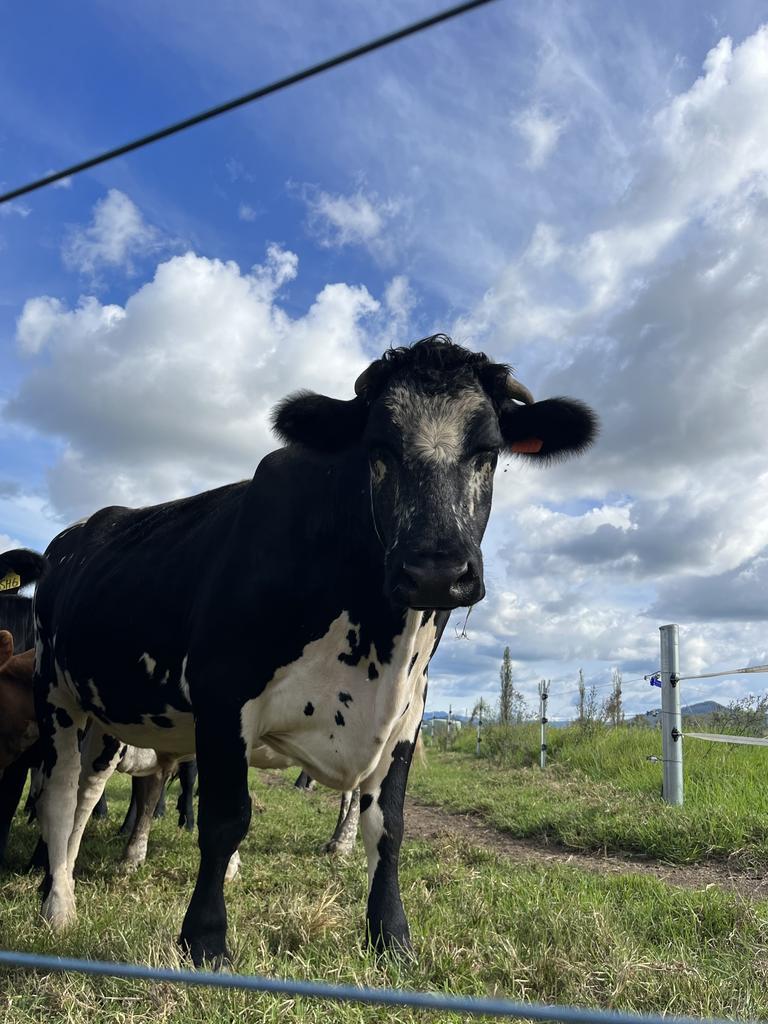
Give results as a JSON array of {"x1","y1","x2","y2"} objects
[{"x1": 0, "y1": 335, "x2": 596, "y2": 964}]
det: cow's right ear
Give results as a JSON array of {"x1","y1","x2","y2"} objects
[
  {"x1": 271, "y1": 390, "x2": 369, "y2": 452},
  {"x1": 0, "y1": 630, "x2": 13, "y2": 670}
]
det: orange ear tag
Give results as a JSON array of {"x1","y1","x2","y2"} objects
[{"x1": 510, "y1": 439, "x2": 543, "y2": 454}]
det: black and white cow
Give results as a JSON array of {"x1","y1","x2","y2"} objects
[{"x1": 5, "y1": 335, "x2": 596, "y2": 964}]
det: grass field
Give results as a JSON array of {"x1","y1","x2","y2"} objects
[
  {"x1": 1, "y1": 755, "x2": 768, "y2": 1022},
  {"x1": 413, "y1": 723, "x2": 768, "y2": 867}
]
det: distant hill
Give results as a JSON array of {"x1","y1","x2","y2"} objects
[
  {"x1": 681, "y1": 700, "x2": 726, "y2": 716},
  {"x1": 423, "y1": 710, "x2": 470, "y2": 724},
  {"x1": 636, "y1": 700, "x2": 727, "y2": 724}
]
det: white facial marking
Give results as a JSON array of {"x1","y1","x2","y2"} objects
[
  {"x1": 139, "y1": 653, "x2": 157, "y2": 677},
  {"x1": 387, "y1": 386, "x2": 487, "y2": 466},
  {"x1": 179, "y1": 654, "x2": 190, "y2": 703},
  {"x1": 467, "y1": 458, "x2": 494, "y2": 518}
]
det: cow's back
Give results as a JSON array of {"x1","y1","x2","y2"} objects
[{"x1": 34, "y1": 482, "x2": 248, "y2": 733}]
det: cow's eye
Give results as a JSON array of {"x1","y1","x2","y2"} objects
[{"x1": 369, "y1": 444, "x2": 397, "y2": 465}]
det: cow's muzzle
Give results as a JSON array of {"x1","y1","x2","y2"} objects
[{"x1": 389, "y1": 554, "x2": 484, "y2": 610}]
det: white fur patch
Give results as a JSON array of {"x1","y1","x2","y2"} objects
[
  {"x1": 386, "y1": 386, "x2": 487, "y2": 466},
  {"x1": 239, "y1": 609, "x2": 436, "y2": 792}
]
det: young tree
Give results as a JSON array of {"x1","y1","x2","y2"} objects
[
  {"x1": 499, "y1": 646, "x2": 514, "y2": 725},
  {"x1": 602, "y1": 668, "x2": 624, "y2": 726},
  {"x1": 577, "y1": 668, "x2": 585, "y2": 724}
]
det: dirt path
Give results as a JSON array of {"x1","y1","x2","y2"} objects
[
  {"x1": 268, "y1": 773, "x2": 768, "y2": 899},
  {"x1": 404, "y1": 796, "x2": 768, "y2": 900}
]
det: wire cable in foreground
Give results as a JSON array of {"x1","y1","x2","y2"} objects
[
  {"x1": 0, "y1": 0, "x2": 498, "y2": 205},
  {"x1": 0, "y1": 950, "x2": 748, "y2": 1024}
]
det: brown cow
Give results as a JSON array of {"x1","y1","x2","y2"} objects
[{"x1": 0, "y1": 630, "x2": 37, "y2": 773}]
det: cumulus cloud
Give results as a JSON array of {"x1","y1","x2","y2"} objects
[
  {"x1": 62, "y1": 189, "x2": 168, "y2": 278},
  {"x1": 301, "y1": 185, "x2": 402, "y2": 257},
  {"x1": 7, "y1": 244, "x2": 382, "y2": 518},
  {"x1": 238, "y1": 203, "x2": 258, "y2": 222},
  {"x1": 428, "y1": 25, "x2": 768, "y2": 711}
]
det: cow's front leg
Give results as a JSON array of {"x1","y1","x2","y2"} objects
[
  {"x1": 359, "y1": 705, "x2": 422, "y2": 955},
  {"x1": 179, "y1": 710, "x2": 251, "y2": 967}
]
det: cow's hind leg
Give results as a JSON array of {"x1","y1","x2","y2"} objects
[
  {"x1": 36, "y1": 682, "x2": 87, "y2": 929},
  {"x1": 359, "y1": 703, "x2": 423, "y2": 956},
  {"x1": 177, "y1": 760, "x2": 197, "y2": 831},
  {"x1": 0, "y1": 755, "x2": 30, "y2": 865},
  {"x1": 323, "y1": 789, "x2": 360, "y2": 856},
  {"x1": 179, "y1": 710, "x2": 251, "y2": 966},
  {"x1": 66, "y1": 727, "x2": 123, "y2": 877},
  {"x1": 118, "y1": 780, "x2": 140, "y2": 836},
  {"x1": 122, "y1": 771, "x2": 168, "y2": 870}
]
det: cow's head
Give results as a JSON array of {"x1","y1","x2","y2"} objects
[{"x1": 273, "y1": 335, "x2": 597, "y2": 610}]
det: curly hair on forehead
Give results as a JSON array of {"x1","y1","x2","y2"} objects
[{"x1": 362, "y1": 335, "x2": 514, "y2": 400}]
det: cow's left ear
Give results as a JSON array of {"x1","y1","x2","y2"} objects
[
  {"x1": 272, "y1": 390, "x2": 368, "y2": 452},
  {"x1": 499, "y1": 397, "x2": 598, "y2": 461}
]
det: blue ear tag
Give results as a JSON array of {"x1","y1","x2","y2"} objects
[{"x1": 649, "y1": 674, "x2": 662, "y2": 688}]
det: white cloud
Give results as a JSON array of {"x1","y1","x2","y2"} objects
[
  {"x1": 515, "y1": 106, "x2": 565, "y2": 168},
  {"x1": 43, "y1": 170, "x2": 72, "y2": 190},
  {"x1": 302, "y1": 186, "x2": 402, "y2": 257},
  {"x1": 0, "y1": 201, "x2": 31, "y2": 218},
  {"x1": 61, "y1": 189, "x2": 168, "y2": 278},
  {"x1": 429, "y1": 24, "x2": 768, "y2": 712},
  {"x1": 7, "y1": 244, "x2": 381, "y2": 518},
  {"x1": 238, "y1": 203, "x2": 258, "y2": 222}
]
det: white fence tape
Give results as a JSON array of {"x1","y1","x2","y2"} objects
[{"x1": 684, "y1": 732, "x2": 768, "y2": 747}]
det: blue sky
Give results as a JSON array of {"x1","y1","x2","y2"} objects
[{"x1": 3, "y1": 0, "x2": 768, "y2": 719}]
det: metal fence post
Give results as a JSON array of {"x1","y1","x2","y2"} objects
[
  {"x1": 538, "y1": 679, "x2": 549, "y2": 769},
  {"x1": 447, "y1": 704, "x2": 453, "y2": 748},
  {"x1": 476, "y1": 702, "x2": 482, "y2": 758},
  {"x1": 659, "y1": 624, "x2": 683, "y2": 805}
]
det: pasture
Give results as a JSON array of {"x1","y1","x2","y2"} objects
[
  {"x1": 415, "y1": 723, "x2": 768, "y2": 866},
  {"x1": 2, "y1": 751, "x2": 768, "y2": 1022}
]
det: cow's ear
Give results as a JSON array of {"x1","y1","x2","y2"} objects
[
  {"x1": 0, "y1": 629, "x2": 13, "y2": 669},
  {"x1": 499, "y1": 397, "x2": 598, "y2": 461},
  {"x1": 271, "y1": 390, "x2": 369, "y2": 452}
]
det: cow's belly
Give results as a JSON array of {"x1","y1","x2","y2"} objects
[
  {"x1": 242, "y1": 609, "x2": 434, "y2": 791},
  {"x1": 93, "y1": 714, "x2": 196, "y2": 755}
]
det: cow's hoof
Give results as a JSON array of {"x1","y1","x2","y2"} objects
[
  {"x1": 368, "y1": 921, "x2": 414, "y2": 961},
  {"x1": 119, "y1": 857, "x2": 144, "y2": 874},
  {"x1": 321, "y1": 839, "x2": 355, "y2": 857},
  {"x1": 178, "y1": 932, "x2": 231, "y2": 969},
  {"x1": 224, "y1": 850, "x2": 241, "y2": 883},
  {"x1": 41, "y1": 892, "x2": 77, "y2": 931}
]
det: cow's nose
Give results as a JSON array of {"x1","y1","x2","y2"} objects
[{"x1": 398, "y1": 558, "x2": 481, "y2": 609}]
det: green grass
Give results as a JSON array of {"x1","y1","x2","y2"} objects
[
  {"x1": 413, "y1": 724, "x2": 768, "y2": 866},
  {"x1": 2, "y1": 769, "x2": 768, "y2": 1021}
]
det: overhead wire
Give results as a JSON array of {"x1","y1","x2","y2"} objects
[{"x1": 0, "y1": 0, "x2": 498, "y2": 204}]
